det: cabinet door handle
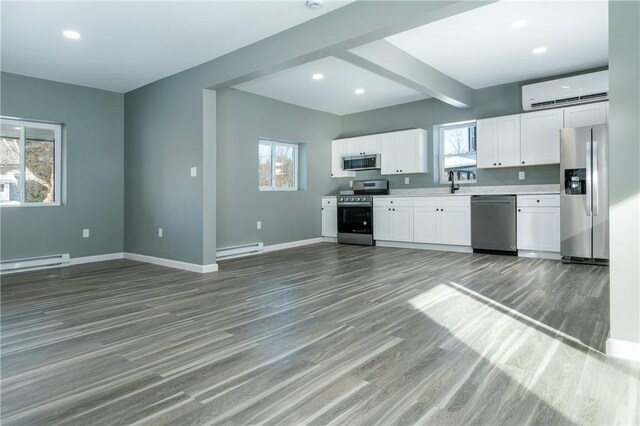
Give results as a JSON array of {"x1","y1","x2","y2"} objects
[
  {"x1": 536, "y1": 200, "x2": 540, "y2": 203},
  {"x1": 498, "y1": 163, "x2": 502, "y2": 165},
  {"x1": 493, "y1": 163, "x2": 497, "y2": 166},
  {"x1": 518, "y1": 209, "x2": 521, "y2": 212},
  {"x1": 441, "y1": 208, "x2": 444, "y2": 211},
  {"x1": 393, "y1": 208, "x2": 395, "y2": 211},
  {"x1": 436, "y1": 208, "x2": 439, "y2": 211},
  {"x1": 522, "y1": 161, "x2": 525, "y2": 164},
  {"x1": 388, "y1": 208, "x2": 391, "y2": 211}
]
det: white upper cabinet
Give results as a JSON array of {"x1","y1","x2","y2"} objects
[
  {"x1": 331, "y1": 139, "x2": 355, "y2": 178},
  {"x1": 563, "y1": 102, "x2": 608, "y2": 128},
  {"x1": 477, "y1": 115, "x2": 520, "y2": 169},
  {"x1": 476, "y1": 102, "x2": 608, "y2": 170},
  {"x1": 347, "y1": 134, "x2": 381, "y2": 156},
  {"x1": 520, "y1": 108, "x2": 564, "y2": 166},
  {"x1": 380, "y1": 129, "x2": 428, "y2": 175}
]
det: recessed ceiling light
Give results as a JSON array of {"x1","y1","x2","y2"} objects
[
  {"x1": 561, "y1": 85, "x2": 570, "y2": 89},
  {"x1": 312, "y1": 73, "x2": 324, "y2": 80},
  {"x1": 13, "y1": 126, "x2": 20, "y2": 130},
  {"x1": 306, "y1": 0, "x2": 323, "y2": 9},
  {"x1": 354, "y1": 88, "x2": 365, "y2": 95},
  {"x1": 532, "y1": 46, "x2": 548, "y2": 55},
  {"x1": 511, "y1": 19, "x2": 528, "y2": 29},
  {"x1": 63, "y1": 30, "x2": 81, "y2": 40}
]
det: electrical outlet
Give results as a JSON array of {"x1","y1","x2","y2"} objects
[
  {"x1": 349, "y1": 180, "x2": 353, "y2": 188},
  {"x1": 519, "y1": 171, "x2": 525, "y2": 180},
  {"x1": 405, "y1": 177, "x2": 410, "y2": 184},
  {"x1": 190, "y1": 167, "x2": 197, "y2": 177},
  {"x1": 257, "y1": 221, "x2": 262, "y2": 230},
  {"x1": 83, "y1": 229, "x2": 89, "y2": 238},
  {"x1": 158, "y1": 228, "x2": 163, "y2": 238}
]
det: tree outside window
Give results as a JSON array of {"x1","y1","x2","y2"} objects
[
  {"x1": 258, "y1": 139, "x2": 298, "y2": 191},
  {"x1": 440, "y1": 123, "x2": 477, "y2": 183},
  {"x1": 0, "y1": 119, "x2": 61, "y2": 206}
]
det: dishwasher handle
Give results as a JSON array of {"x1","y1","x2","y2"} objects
[{"x1": 471, "y1": 196, "x2": 516, "y2": 206}]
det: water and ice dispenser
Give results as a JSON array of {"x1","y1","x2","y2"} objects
[{"x1": 564, "y1": 168, "x2": 586, "y2": 195}]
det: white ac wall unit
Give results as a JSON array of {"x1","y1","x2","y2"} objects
[{"x1": 522, "y1": 70, "x2": 608, "y2": 111}]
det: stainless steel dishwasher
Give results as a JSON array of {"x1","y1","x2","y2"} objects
[{"x1": 471, "y1": 195, "x2": 517, "y2": 255}]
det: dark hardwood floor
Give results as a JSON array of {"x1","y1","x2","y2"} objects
[{"x1": 1, "y1": 243, "x2": 637, "y2": 425}]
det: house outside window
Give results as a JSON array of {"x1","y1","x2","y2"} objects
[
  {"x1": 439, "y1": 121, "x2": 477, "y2": 184},
  {"x1": 0, "y1": 118, "x2": 62, "y2": 206},
  {"x1": 258, "y1": 139, "x2": 299, "y2": 191}
]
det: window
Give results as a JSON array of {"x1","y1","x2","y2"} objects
[
  {"x1": 0, "y1": 118, "x2": 62, "y2": 206},
  {"x1": 258, "y1": 139, "x2": 298, "y2": 191},
  {"x1": 439, "y1": 122, "x2": 477, "y2": 184}
]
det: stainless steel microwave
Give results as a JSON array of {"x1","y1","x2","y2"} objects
[{"x1": 342, "y1": 154, "x2": 381, "y2": 171}]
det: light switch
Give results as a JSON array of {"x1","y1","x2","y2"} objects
[
  {"x1": 158, "y1": 228, "x2": 163, "y2": 238},
  {"x1": 83, "y1": 229, "x2": 89, "y2": 238},
  {"x1": 257, "y1": 221, "x2": 262, "y2": 230},
  {"x1": 349, "y1": 180, "x2": 353, "y2": 188},
  {"x1": 519, "y1": 171, "x2": 525, "y2": 180},
  {"x1": 405, "y1": 177, "x2": 410, "y2": 184},
  {"x1": 190, "y1": 167, "x2": 197, "y2": 177}
]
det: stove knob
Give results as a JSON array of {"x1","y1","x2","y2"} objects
[{"x1": 340, "y1": 197, "x2": 345, "y2": 202}]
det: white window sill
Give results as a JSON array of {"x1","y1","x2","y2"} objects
[{"x1": 0, "y1": 202, "x2": 61, "y2": 208}]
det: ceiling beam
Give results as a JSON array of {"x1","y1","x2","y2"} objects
[
  {"x1": 340, "y1": 40, "x2": 474, "y2": 108},
  {"x1": 195, "y1": 1, "x2": 494, "y2": 91}
]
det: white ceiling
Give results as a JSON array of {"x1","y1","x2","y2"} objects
[
  {"x1": 386, "y1": 1, "x2": 609, "y2": 89},
  {"x1": 0, "y1": 1, "x2": 350, "y2": 93},
  {"x1": 233, "y1": 56, "x2": 429, "y2": 115}
]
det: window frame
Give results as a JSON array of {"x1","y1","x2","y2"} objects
[
  {"x1": 0, "y1": 117, "x2": 62, "y2": 207},
  {"x1": 438, "y1": 120, "x2": 478, "y2": 185},
  {"x1": 258, "y1": 139, "x2": 299, "y2": 192}
]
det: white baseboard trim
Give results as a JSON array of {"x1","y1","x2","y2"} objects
[
  {"x1": 70, "y1": 252, "x2": 124, "y2": 265},
  {"x1": 262, "y1": 237, "x2": 324, "y2": 253},
  {"x1": 606, "y1": 338, "x2": 640, "y2": 363},
  {"x1": 123, "y1": 253, "x2": 218, "y2": 274},
  {"x1": 517, "y1": 250, "x2": 562, "y2": 260},
  {"x1": 375, "y1": 240, "x2": 473, "y2": 253},
  {"x1": 323, "y1": 236, "x2": 338, "y2": 243}
]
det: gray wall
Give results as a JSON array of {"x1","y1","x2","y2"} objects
[
  {"x1": 216, "y1": 88, "x2": 341, "y2": 249},
  {"x1": 338, "y1": 82, "x2": 559, "y2": 190},
  {"x1": 0, "y1": 72, "x2": 124, "y2": 260},
  {"x1": 124, "y1": 72, "x2": 212, "y2": 265},
  {"x1": 608, "y1": 1, "x2": 640, "y2": 345}
]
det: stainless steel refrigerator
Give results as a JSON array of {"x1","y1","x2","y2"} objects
[{"x1": 560, "y1": 124, "x2": 609, "y2": 265}]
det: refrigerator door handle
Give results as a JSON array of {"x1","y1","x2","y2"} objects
[
  {"x1": 592, "y1": 140, "x2": 599, "y2": 216},
  {"x1": 585, "y1": 139, "x2": 592, "y2": 216}
]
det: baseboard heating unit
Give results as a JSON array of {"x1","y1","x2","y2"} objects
[
  {"x1": 1, "y1": 253, "x2": 70, "y2": 274},
  {"x1": 216, "y1": 243, "x2": 263, "y2": 260}
]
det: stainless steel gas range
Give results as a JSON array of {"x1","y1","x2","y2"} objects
[{"x1": 337, "y1": 180, "x2": 389, "y2": 246}]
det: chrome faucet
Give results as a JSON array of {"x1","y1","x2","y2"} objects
[{"x1": 449, "y1": 171, "x2": 460, "y2": 194}]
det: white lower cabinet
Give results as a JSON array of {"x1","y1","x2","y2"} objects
[
  {"x1": 321, "y1": 197, "x2": 337, "y2": 238},
  {"x1": 375, "y1": 196, "x2": 470, "y2": 247},
  {"x1": 413, "y1": 207, "x2": 439, "y2": 243},
  {"x1": 516, "y1": 195, "x2": 560, "y2": 252},
  {"x1": 438, "y1": 206, "x2": 471, "y2": 246},
  {"x1": 373, "y1": 198, "x2": 414, "y2": 242},
  {"x1": 414, "y1": 199, "x2": 470, "y2": 246}
]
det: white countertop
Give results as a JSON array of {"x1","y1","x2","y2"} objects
[
  {"x1": 373, "y1": 192, "x2": 559, "y2": 197},
  {"x1": 325, "y1": 184, "x2": 560, "y2": 198}
]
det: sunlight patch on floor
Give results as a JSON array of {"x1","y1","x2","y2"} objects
[{"x1": 409, "y1": 283, "x2": 640, "y2": 425}]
